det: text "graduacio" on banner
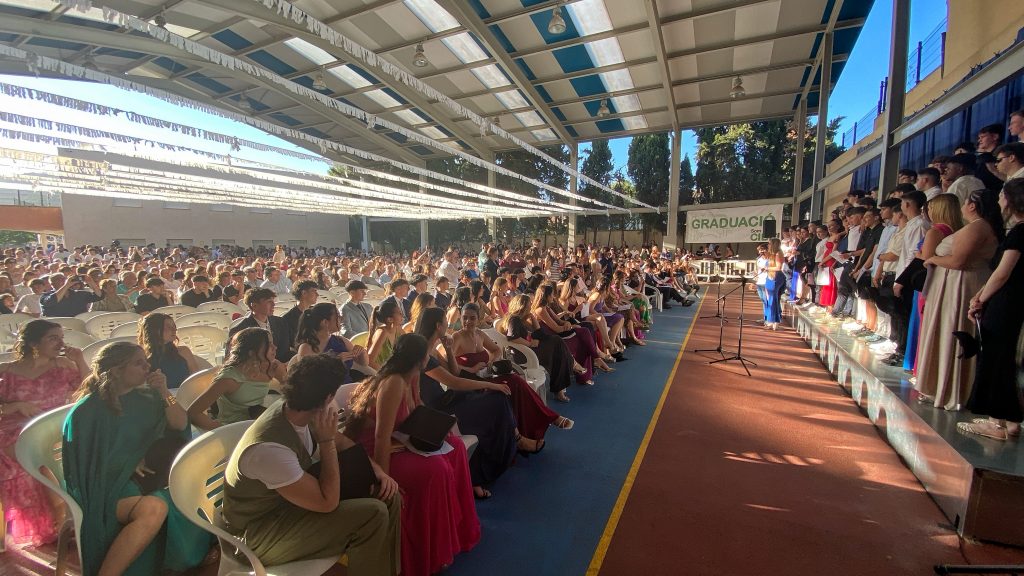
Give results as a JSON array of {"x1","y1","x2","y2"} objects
[{"x1": 685, "y1": 204, "x2": 784, "y2": 245}]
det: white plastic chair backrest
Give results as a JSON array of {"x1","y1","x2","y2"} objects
[
  {"x1": 335, "y1": 382, "x2": 358, "y2": 413},
  {"x1": 175, "y1": 367, "x2": 219, "y2": 410},
  {"x1": 316, "y1": 290, "x2": 336, "y2": 304},
  {"x1": 176, "y1": 312, "x2": 230, "y2": 331},
  {"x1": 109, "y1": 322, "x2": 140, "y2": 338},
  {"x1": 194, "y1": 356, "x2": 213, "y2": 370},
  {"x1": 46, "y1": 317, "x2": 87, "y2": 333},
  {"x1": 197, "y1": 301, "x2": 245, "y2": 318},
  {"x1": 82, "y1": 336, "x2": 139, "y2": 365},
  {"x1": 15, "y1": 404, "x2": 84, "y2": 563},
  {"x1": 482, "y1": 328, "x2": 506, "y2": 347},
  {"x1": 152, "y1": 305, "x2": 196, "y2": 319},
  {"x1": 0, "y1": 351, "x2": 14, "y2": 363},
  {"x1": 505, "y1": 342, "x2": 541, "y2": 370},
  {"x1": 348, "y1": 331, "x2": 369, "y2": 348},
  {"x1": 62, "y1": 330, "x2": 96, "y2": 349},
  {"x1": 0, "y1": 312, "x2": 33, "y2": 337},
  {"x1": 275, "y1": 293, "x2": 296, "y2": 303},
  {"x1": 85, "y1": 312, "x2": 141, "y2": 339},
  {"x1": 273, "y1": 304, "x2": 293, "y2": 316},
  {"x1": 75, "y1": 310, "x2": 107, "y2": 323},
  {"x1": 176, "y1": 326, "x2": 228, "y2": 365}
]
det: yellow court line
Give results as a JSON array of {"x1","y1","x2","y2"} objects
[{"x1": 585, "y1": 294, "x2": 707, "y2": 576}]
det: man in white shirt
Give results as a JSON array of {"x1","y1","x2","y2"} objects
[
  {"x1": 260, "y1": 266, "x2": 292, "y2": 295},
  {"x1": 437, "y1": 250, "x2": 461, "y2": 285},
  {"x1": 915, "y1": 167, "x2": 943, "y2": 200},
  {"x1": 223, "y1": 355, "x2": 400, "y2": 574},
  {"x1": 14, "y1": 278, "x2": 47, "y2": 317},
  {"x1": 994, "y1": 142, "x2": 1024, "y2": 181},
  {"x1": 944, "y1": 153, "x2": 986, "y2": 203}
]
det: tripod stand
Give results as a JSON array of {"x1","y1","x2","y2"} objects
[
  {"x1": 712, "y1": 274, "x2": 761, "y2": 377},
  {"x1": 699, "y1": 259, "x2": 729, "y2": 322}
]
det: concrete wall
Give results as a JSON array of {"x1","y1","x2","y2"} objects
[
  {"x1": 821, "y1": 0, "x2": 1024, "y2": 212},
  {"x1": 60, "y1": 194, "x2": 350, "y2": 248}
]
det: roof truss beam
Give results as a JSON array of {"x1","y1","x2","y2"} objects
[
  {"x1": 645, "y1": 0, "x2": 679, "y2": 132},
  {"x1": 666, "y1": 18, "x2": 865, "y2": 60}
]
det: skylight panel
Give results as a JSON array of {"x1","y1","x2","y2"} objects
[
  {"x1": 621, "y1": 116, "x2": 648, "y2": 130},
  {"x1": 585, "y1": 38, "x2": 625, "y2": 67},
  {"x1": 567, "y1": 0, "x2": 613, "y2": 35},
  {"x1": 364, "y1": 89, "x2": 402, "y2": 108},
  {"x1": 471, "y1": 65, "x2": 511, "y2": 90},
  {"x1": 442, "y1": 32, "x2": 488, "y2": 63},
  {"x1": 404, "y1": 0, "x2": 459, "y2": 33},
  {"x1": 394, "y1": 109, "x2": 426, "y2": 126},
  {"x1": 494, "y1": 90, "x2": 529, "y2": 110},
  {"x1": 531, "y1": 129, "x2": 557, "y2": 141},
  {"x1": 610, "y1": 94, "x2": 641, "y2": 113},
  {"x1": 328, "y1": 65, "x2": 373, "y2": 89},
  {"x1": 283, "y1": 38, "x2": 335, "y2": 66},
  {"x1": 514, "y1": 111, "x2": 544, "y2": 127},
  {"x1": 420, "y1": 126, "x2": 447, "y2": 140}
]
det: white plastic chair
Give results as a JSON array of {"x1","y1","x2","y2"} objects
[
  {"x1": 481, "y1": 329, "x2": 548, "y2": 405},
  {"x1": 15, "y1": 404, "x2": 82, "y2": 576},
  {"x1": 334, "y1": 381, "x2": 358, "y2": 415},
  {"x1": 75, "y1": 310, "x2": 107, "y2": 323},
  {"x1": 177, "y1": 312, "x2": 231, "y2": 331},
  {"x1": 46, "y1": 317, "x2": 87, "y2": 333},
  {"x1": 316, "y1": 290, "x2": 336, "y2": 305},
  {"x1": 85, "y1": 312, "x2": 141, "y2": 339},
  {"x1": 152, "y1": 305, "x2": 197, "y2": 319},
  {"x1": 348, "y1": 331, "x2": 369, "y2": 348},
  {"x1": 177, "y1": 326, "x2": 228, "y2": 365},
  {"x1": 0, "y1": 351, "x2": 15, "y2": 363},
  {"x1": 61, "y1": 330, "x2": 96, "y2": 349},
  {"x1": 109, "y1": 321, "x2": 141, "y2": 338},
  {"x1": 175, "y1": 367, "x2": 219, "y2": 410},
  {"x1": 273, "y1": 303, "x2": 293, "y2": 316},
  {"x1": 169, "y1": 421, "x2": 339, "y2": 576},
  {"x1": 81, "y1": 336, "x2": 139, "y2": 365},
  {"x1": 0, "y1": 312, "x2": 33, "y2": 351},
  {"x1": 197, "y1": 301, "x2": 246, "y2": 325}
]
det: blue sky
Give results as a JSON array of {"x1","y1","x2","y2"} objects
[{"x1": 0, "y1": 0, "x2": 947, "y2": 183}]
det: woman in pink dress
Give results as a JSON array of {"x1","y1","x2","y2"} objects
[
  {"x1": 0, "y1": 320, "x2": 87, "y2": 548},
  {"x1": 345, "y1": 333, "x2": 480, "y2": 576}
]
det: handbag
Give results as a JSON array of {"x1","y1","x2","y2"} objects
[
  {"x1": 491, "y1": 359, "x2": 513, "y2": 376},
  {"x1": 307, "y1": 444, "x2": 378, "y2": 500},
  {"x1": 133, "y1": 432, "x2": 188, "y2": 495},
  {"x1": 396, "y1": 405, "x2": 456, "y2": 452}
]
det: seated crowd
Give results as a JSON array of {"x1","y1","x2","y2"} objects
[
  {"x1": 770, "y1": 110, "x2": 1024, "y2": 443},
  {"x1": 0, "y1": 237, "x2": 698, "y2": 575}
]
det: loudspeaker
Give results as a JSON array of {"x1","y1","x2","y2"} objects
[{"x1": 761, "y1": 217, "x2": 776, "y2": 238}]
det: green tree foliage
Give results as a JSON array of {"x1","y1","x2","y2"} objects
[
  {"x1": 693, "y1": 118, "x2": 844, "y2": 204},
  {"x1": 679, "y1": 153, "x2": 695, "y2": 205},
  {"x1": 579, "y1": 139, "x2": 614, "y2": 243},
  {"x1": 627, "y1": 133, "x2": 670, "y2": 243},
  {"x1": 0, "y1": 230, "x2": 37, "y2": 246}
]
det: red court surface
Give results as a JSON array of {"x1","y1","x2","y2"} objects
[{"x1": 594, "y1": 295, "x2": 1024, "y2": 576}]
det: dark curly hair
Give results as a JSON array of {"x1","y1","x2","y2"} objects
[
  {"x1": 283, "y1": 354, "x2": 347, "y2": 412},
  {"x1": 14, "y1": 319, "x2": 60, "y2": 361}
]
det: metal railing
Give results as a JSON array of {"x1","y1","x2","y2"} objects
[
  {"x1": 841, "y1": 19, "x2": 947, "y2": 149},
  {"x1": 0, "y1": 188, "x2": 62, "y2": 207}
]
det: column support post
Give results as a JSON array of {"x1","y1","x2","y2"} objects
[
  {"x1": 664, "y1": 128, "x2": 682, "y2": 253},
  {"x1": 810, "y1": 32, "x2": 833, "y2": 222},
  {"x1": 878, "y1": 0, "x2": 911, "y2": 197}
]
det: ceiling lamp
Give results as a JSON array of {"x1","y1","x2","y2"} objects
[
  {"x1": 548, "y1": 5, "x2": 567, "y2": 35},
  {"x1": 596, "y1": 99, "x2": 610, "y2": 118},
  {"x1": 412, "y1": 43, "x2": 428, "y2": 68},
  {"x1": 312, "y1": 67, "x2": 327, "y2": 91},
  {"x1": 730, "y1": 76, "x2": 746, "y2": 99},
  {"x1": 153, "y1": 12, "x2": 167, "y2": 28}
]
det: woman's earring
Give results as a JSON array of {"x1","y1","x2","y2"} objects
[{"x1": 31, "y1": 347, "x2": 39, "y2": 359}]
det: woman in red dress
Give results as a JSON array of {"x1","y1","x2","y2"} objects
[
  {"x1": 0, "y1": 320, "x2": 87, "y2": 548},
  {"x1": 345, "y1": 333, "x2": 480, "y2": 576},
  {"x1": 451, "y1": 303, "x2": 573, "y2": 440},
  {"x1": 818, "y1": 219, "x2": 846, "y2": 308}
]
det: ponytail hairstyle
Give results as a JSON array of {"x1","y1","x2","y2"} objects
[
  {"x1": 966, "y1": 189, "x2": 1007, "y2": 242},
  {"x1": 138, "y1": 313, "x2": 182, "y2": 370},
  {"x1": 73, "y1": 341, "x2": 142, "y2": 414},
  {"x1": 368, "y1": 299, "x2": 400, "y2": 342},
  {"x1": 296, "y1": 302, "x2": 339, "y2": 351},
  {"x1": 413, "y1": 307, "x2": 446, "y2": 341},
  {"x1": 13, "y1": 319, "x2": 60, "y2": 361},
  {"x1": 344, "y1": 333, "x2": 429, "y2": 438},
  {"x1": 452, "y1": 286, "x2": 471, "y2": 310}
]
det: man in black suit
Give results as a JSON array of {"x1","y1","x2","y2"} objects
[
  {"x1": 406, "y1": 274, "x2": 428, "y2": 312},
  {"x1": 226, "y1": 287, "x2": 293, "y2": 363},
  {"x1": 385, "y1": 278, "x2": 411, "y2": 321},
  {"x1": 280, "y1": 280, "x2": 319, "y2": 356}
]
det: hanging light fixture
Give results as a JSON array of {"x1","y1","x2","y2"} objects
[
  {"x1": 596, "y1": 99, "x2": 610, "y2": 118},
  {"x1": 153, "y1": 12, "x2": 167, "y2": 28},
  {"x1": 312, "y1": 67, "x2": 327, "y2": 90},
  {"x1": 730, "y1": 76, "x2": 746, "y2": 99},
  {"x1": 548, "y1": 5, "x2": 567, "y2": 35},
  {"x1": 412, "y1": 43, "x2": 429, "y2": 68},
  {"x1": 230, "y1": 137, "x2": 241, "y2": 152}
]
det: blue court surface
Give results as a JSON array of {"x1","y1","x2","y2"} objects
[{"x1": 446, "y1": 298, "x2": 701, "y2": 576}]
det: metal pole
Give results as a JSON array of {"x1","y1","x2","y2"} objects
[
  {"x1": 361, "y1": 215, "x2": 370, "y2": 253},
  {"x1": 485, "y1": 153, "x2": 497, "y2": 243},
  {"x1": 810, "y1": 32, "x2": 833, "y2": 222},
  {"x1": 792, "y1": 99, "x2": 807, "y2": 222},
  {"x1": 878, "y1": 0, "x2": 911, "y2": 197},
  {"x1": 915, "y1": 40, "x2": 923, "y2": 85},
  {"x1": 567, "y1": 142, "x2": 579, "y2": 250},
  {"x1": 420, "y1": 220, "x2": 429, "y2": 251},
  {"x1": 665, "y1": 128, "x2": 682, "y2": 253}
]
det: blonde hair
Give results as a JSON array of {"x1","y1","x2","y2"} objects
[
  {"x1": 497, "y1": 294, "x2": 532, "y2": 334},
  {"x1": 73, "y1": 342, "x2": 142, "y2": 414},
  {"x1": 926, "y1": 194, "x2": 965, "y2": 231}
]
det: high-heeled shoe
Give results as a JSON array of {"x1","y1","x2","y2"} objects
[{"x1": 516, "y1": 434, "x2": 545, "y2": 457}]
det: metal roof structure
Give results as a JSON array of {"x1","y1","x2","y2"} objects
[{"x1": 0, "y1": 0, "x2": 874, "y2": 169}]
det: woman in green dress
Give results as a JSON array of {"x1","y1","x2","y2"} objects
[
  {"x1": 367, "y1": 300, "x2": 403, "y2": 369},
  {"x1": 62, "y1": 341, "x2": 214, "y2": 576},
  {"x1": 187, "y1": 327, "x2": 286, "y2": 430}
]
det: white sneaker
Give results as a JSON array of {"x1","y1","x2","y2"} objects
[
  {"x1": 870, "y1": 341, "x2": 897, "y2": 354},
  {"x1": 842, "y1": 321, "x2": 863, "y2": 331}
]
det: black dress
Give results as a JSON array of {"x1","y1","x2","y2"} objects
[
  {"x1": 505, "y1": 315, "x2": 574, "y2": 395},
  {"x1": 966, "y1": 223, "x2": 1024, "y2": 422},
  {"x1": 419, "y1": 356, "x2": 516, "y2": 487}
]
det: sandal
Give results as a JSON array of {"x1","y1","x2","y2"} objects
[
  {"x1": 972, "y1": 418, "x2": 1021, "y2": 437},
  {"x1": 516, "y1": 435, "x2": 545, "y2": 456},
  {"x1": 554, "y1": 416, "x2": 574, "y2": 430},
  {"x1": 473, "y1": 486, "x2": 493, "y2": 500},
  {"x1": 957, "y1": 421, "x2": 1008, "y2": 441},
  {"x1": 555, "y1": 391, "x2": 570, "y2": 403},
  {"x1": 596, "y1": 361, "x2": 615, "y2": 373}
]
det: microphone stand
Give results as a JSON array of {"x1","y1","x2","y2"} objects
[{"x1": 708, "y1": 276, "x2": 757, "y2": 377}]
